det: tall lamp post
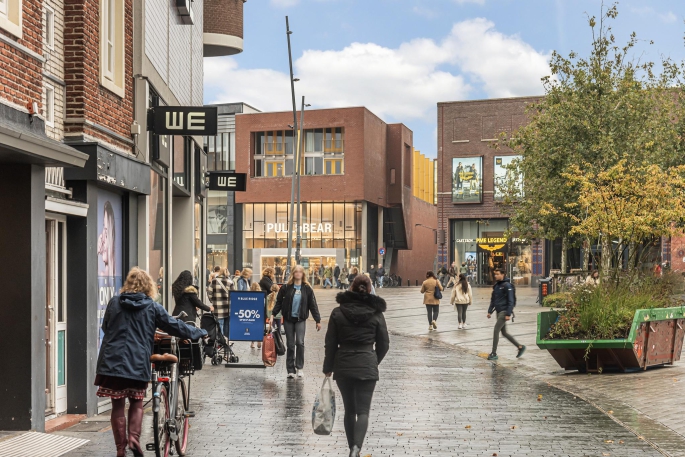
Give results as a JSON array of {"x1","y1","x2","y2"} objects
[
  {"x1": 285, "y1": 16, "x2": 299, "y2": 281},
  {"x1": 295, "y1": 97, "x2": 310, "y2": 266}
]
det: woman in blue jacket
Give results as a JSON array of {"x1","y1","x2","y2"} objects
[{"x1": 95, "y1": 267, "x2": 207, "y2": 457}]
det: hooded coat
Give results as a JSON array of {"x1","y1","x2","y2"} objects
[
  {"x1": 96, "y1": 293, "x2": 207, "y2": 382},
  {"x1": 323, "y1": 291, "x2": 390, "y2": 380},
  {"x1": 172, "y1": 285, "x2": 212, "y2": 322}
]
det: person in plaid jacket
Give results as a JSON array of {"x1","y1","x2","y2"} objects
[{"x1": 207, "y1": 267, "x2": 232, "y2": 336}]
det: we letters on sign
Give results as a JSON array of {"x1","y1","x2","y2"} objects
[{"x1": 266, "y1": 223, "x2": 333, "y2": 234}]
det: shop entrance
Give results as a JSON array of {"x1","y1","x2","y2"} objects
[
  {"x1": 45, "y1": 215, "x2": 67, "y2": 416},
  {"x1": 260, "y1": 255, "x2": 338, "y2": 285}
]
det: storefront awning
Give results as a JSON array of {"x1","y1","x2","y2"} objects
[{"x1": 0, "y1": 124, "x2": 88, "y2": 167}]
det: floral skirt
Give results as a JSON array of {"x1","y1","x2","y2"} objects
[{"x1": 95, "y1": 374, "x2": 148, "y2": 400}]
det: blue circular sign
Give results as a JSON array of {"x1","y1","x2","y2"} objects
[{"x1": 379, "y1": 248, "x2": 386, "y2": 256}]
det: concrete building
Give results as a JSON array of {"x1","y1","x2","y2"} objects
[
  {"x1": 437, "y1": 97, "x2": 544, "y2": 287},
  {"x1": 0, "y1": 0, "x2": 245, "y2": 431},
  {"x1": 233, "y1": 106, "x2": 437, "y2": 284}
]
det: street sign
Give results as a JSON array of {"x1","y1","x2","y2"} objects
[
  {"x1": 207, "y1": 172, "x2": 247, "y2": 191},
  {"x1": 379, "y1": 248, "x2": 386, "y2": 256},
  {"x1": 228, "y1": 291, "x2": 266, "y2": 342},
  {"x1": 148, "y1": 106, "x2": 218, "y2": 136}
]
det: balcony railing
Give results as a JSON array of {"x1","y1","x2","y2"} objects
[{"x1": 45, "y1": 167, "x2": 72, "y2": 196}]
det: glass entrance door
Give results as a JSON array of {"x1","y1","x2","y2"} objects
[{"x1": 45, "y1": 216, "x2": 67, "y2": 415}]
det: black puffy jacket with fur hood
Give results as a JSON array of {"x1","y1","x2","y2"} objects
[
  {"x1": 171, "y1": 285, "x2": 212, "y2": 322},
  {"x1": 323, "y1": 291, "x2": 390, "y2": 380}
]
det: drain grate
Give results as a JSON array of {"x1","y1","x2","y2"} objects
[{"x1": 0, "y1": 432, "x2": 89, "y2": 457}]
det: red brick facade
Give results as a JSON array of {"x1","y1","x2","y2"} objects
[
  {"x1": 63, "y1": 0, "x2": 134, "y2": 153},
  {"x1": 204, "y1": 0, "x2": 243, "y2": 38},
  {"x1": 235, "y1": 107, "x2": 438, "y2": 282},
  {"x1": 0, "y1": 0, "x2": 44, "y2": 110}
]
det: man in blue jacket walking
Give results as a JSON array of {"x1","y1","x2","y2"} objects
[{"x1": 487, "y1": 268, "x2": 525, "y2": 361}]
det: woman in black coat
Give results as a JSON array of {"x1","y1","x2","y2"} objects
[
  {"x1": 259, "y1": 266, "x2": 275, "y2": 293},
  {"x1": 95, "y1": 267, "x2": 206, "y2": 457},
  {"x1": 171, "y1": 270, "x2": 213, "y2": 323},
  {"x1": 323, "y1": 275, "x2": 390, "y2": 457}
]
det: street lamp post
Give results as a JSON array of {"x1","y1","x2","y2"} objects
[
  {"x1": 285, "y1": 16, "x2": 299, "y2": 281},
  {"x1": 295, "y1": 97, "x2": 309, "y2": 266}
]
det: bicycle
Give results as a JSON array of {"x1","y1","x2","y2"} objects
[{"x1": 147, "y1": 312, "x2": 200, "y2": 457}]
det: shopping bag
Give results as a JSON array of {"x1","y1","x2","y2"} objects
[
  {"x1": 273, "y1": 328, "x2": 286, "y2": 356},
  {"x1": 312, "y1": 377, "x2": 336, "y2": 435},
  {"x1": 262, "y1": 333, "x2": 277, "y2": 367}
]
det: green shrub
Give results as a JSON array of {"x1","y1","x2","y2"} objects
[
  {"x1": 542, "y1": 292, "x2": 573, "y2": 308},
  {"x1": 545, "y1": 275, "x2": 684, "y2": 340}
]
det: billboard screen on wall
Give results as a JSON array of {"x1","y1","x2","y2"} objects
[
  {"x1": 494, "y1": 155, "x2": 523, "y2": 201},
  {"x1": 97, "y1": 189, "x2": 123, "y2": 352},
  {"x1": 452, "y1": 157, "x2": 482, "y2": 203}
]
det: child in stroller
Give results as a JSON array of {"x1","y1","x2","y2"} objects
[{"x1": 200, "y1": 312, "x2": 238, "y2": 365}]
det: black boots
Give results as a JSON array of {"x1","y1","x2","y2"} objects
[
  {"x1": 349, "y1": 445, "x2": 361, "y2": 457},
  {"x1": 110, "y1": 417, "x2": 127, "y2": 457},
  {"x1": 127, "y1": 401, "x2": 145, "y2": 457}
]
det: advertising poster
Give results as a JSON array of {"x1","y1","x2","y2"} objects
[
  {"x1": 97, "y1": 189, "x2": 123, "y2": 352},
  {"x1": 494, "y1": 155, "x2": 523, "y2": 201},
  {"x1": 452, "y1": 157, "x2": 482, "y2": 203},
  {"x1": 229, "y1": 291, "x2": 267, "y2": 342}
]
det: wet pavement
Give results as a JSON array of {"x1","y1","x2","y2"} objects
[{"x1": 58, "y1": 286, "x2": 674, "y2": 456}]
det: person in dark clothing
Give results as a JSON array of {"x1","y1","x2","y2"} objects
[
  {"x1": 376, "y1": 264, "x2": 385, "y2": 288},
  {"x1": 270, "y1": 265, "x2": 322, "y2": 378},
  {"x1": 259, "y1": 267, "x2": 275, "y2": 294},
  {"x1": 347, "y1": 266, "x2": 359, "y2": 286},
  {"x1": 486, "y1": 268, "x2": 525, "y2": 360},
  {"x1": 96, "y1": 267, "x2": 207, "y2": 457},
  {"x1": 171, "y1": 270, "x2": 213, "y2": 323},
  {"x1": 334, "y1": 264, "x2": 341, "y2": 288},
  {"x1": 323, "y1": 275, "x2": 389, "y2": 457},
  {"x1": 368, "y1": 265, "x2": 377, "y2": 285}
]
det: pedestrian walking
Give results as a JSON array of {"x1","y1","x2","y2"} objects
[
  {"x1": 233, "y1": 270, "x2": 242, "y2": 288},
  {"x1": 323, "y1": 275, "x2": 390, "y2": 457},
  {"x1": 334, "y1": 264, "x2": 341, "y2": 288},
  {"x1": 207, "y1": 267, "x2": 232, "y2": 336},
  {"x1": 267, "y1": 284, "x2": 282, "y2": 332},
  {"x1": 95, "y1": 267, "x2": 206, "y2": 457},
  {"x1": 275, "y1": 264, "x2": 283, "y2": 283},
  {"x1": 208, "y1": 265, "x2": 221, "y2": 286},
  {"x1": 368, "y1": 265, "x2": 376, "y2": 287},
  {"x1": 340, "y1": 266, "x2": 349, "y2": 290},
  {"x1": 323, "y1": 266, "x2": 333, "y2": 289},
  {"x1": 487, "y1": 268, "x2": 525, "y2": 360},
  {"x1": 237, "y1": 268, "x2": 252, "y2": 290},
  {"x1": 171, "y1": 270, "x2": 213, "y2": 323},
  {"x1": 450, "y1": 273, "x2": 472, "y2": 329},
  {"x1": 420, "y1": 271, "x2": 443, "y2": 331},
  {"x1": 270, "y1": 264, "x2": 322, "y2": 378},
  {"x1": 446, "y1": 263, "x2": 458, "y2": 288},
  {"x1": 376, "y1": 263, "x2": 385, "y2": 288},
  {"x1": 348, "y1": 267, "x2": 358, "y2": 288},
  {"x1": 260, "y1": 267, "x2": 275, "y2": 294}
]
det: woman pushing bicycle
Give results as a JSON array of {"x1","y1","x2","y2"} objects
[{"x1": 95, "y1": 267, "x2": 207, "y2": 457}]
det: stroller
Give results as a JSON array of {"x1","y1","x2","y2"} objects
[{"x1": 200, "y1": 312, "x2": 239, "y2": 365}]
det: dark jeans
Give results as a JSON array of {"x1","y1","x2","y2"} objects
[
  {"x1": 336, "y1": 379, "x2": 377, "y2": 449},
  {"x1": 426, "y1": 305, "x2": 439, "y2": 324},
  {"x1": 492, "y1": 311, "x2": 521, "y2": 354},
  {"x1": 272, "y1": 317, "x2": 282, "y2": 332},
  {"x1": 455, "y1": 304, "x2": 467, "y2": 323},
  {"x1": 284, "y1": 319, "x2": 306, "y2": 374}
]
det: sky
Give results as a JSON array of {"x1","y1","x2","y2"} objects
[{"x1": 204, "y1": 0, "x2": 685, "y2": 157}]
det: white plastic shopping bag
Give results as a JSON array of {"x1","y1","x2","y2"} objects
[{"x1": 312, "y1": 377, "x2": 336, "y2": 435}]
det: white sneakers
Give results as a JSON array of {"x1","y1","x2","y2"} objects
[
  {"x1": 463, "y1": 323, "x2": 469, "y2": 329},
  {"x1": 431, "y1": 320, "x2": 437, "y2": 329},
  {"x1": 458, "y1": 324, "x2": 463, "y2": 329},
  {"x1": 297, "y1": 369, "x2": 304, "y2": 378},
  {"x1": 287, "y1": 373, "x2": 295, "y2": 379}
]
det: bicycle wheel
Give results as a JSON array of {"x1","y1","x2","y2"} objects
[
  {"x1": 174, "y1": 379, "x2": 190, "y2": 456},
  {"x1": 153, "y1": 384, "x2": 171, "y2": 457}
]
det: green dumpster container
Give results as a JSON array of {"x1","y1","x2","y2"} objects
[{"x1": 537, "y1": 307, "x2": 685, "y2": 372}]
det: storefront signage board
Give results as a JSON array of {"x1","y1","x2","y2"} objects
[
  {"x1": 265, "y1": 222, "x2": 333, "y2": 234},
  {"x1": 228, "y1": 291, "x2": 266, "y2": 342},
  {"x1": 148, "y1": 106, "x2": 218, "y2": 136},
  {"x1": 207, "y1": 172, "x2": 247, "y2": 191}
]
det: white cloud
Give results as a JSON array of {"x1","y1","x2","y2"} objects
[
  {"x1": 454, "y1": 0, "x2": 485, "y2": 4},
  {"x1": 270, "y1": 0, "x2": 299, "y2": 7},
  {"x1": 660, "y1": 11, "x2": 677, "y2": 23},
  {"x1": 412, "y1": 6, "x2": 439, "y2": 19},
  {"x1": 205, "y1": 18, "x2": 549, "y2": 120}
]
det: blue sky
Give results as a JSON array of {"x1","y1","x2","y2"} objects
[{"x1": 204, "y1": 0, "x2": 685, "y2": 157}]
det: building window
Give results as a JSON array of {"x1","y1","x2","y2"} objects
[
  {"x1": 44, "y1": 84, "x2": 55, "y2": 127},
  {"x1": 99, "y1": 0, "x2": 124, "y2": 97},
  {"x1": 0, "y1": 0, "x2": 22, "y2": 37},
  {"x1": 266, "y1": 162, "x2": 284, "y2": 177},
  {"x1": 45, "y1": 6, "x2": 54, "y2": 49},
  {"x1": 324, "y1": 159, "x2": 343, "y2": 175},
  {"x1": 404, "y1": 144, "x2": 411, "y2": 187}
]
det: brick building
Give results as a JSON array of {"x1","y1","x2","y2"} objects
[
  {"x1": 0, "y1": 0, "x2": 245, "y2": 431},
  {"x1": 437, "y1": 97, "x2": 544, "y2": 287},
  {"x1": 232, "y1": 106, "x2": 437, "y2": 285}
]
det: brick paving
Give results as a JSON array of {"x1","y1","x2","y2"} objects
[{"x1": 59, "y1": 287, "x2": 673, "y2": 456}]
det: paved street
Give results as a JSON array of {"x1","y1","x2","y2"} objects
[{"x1": 58, "y1": 285, "x2": 681, "y2": 456}]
